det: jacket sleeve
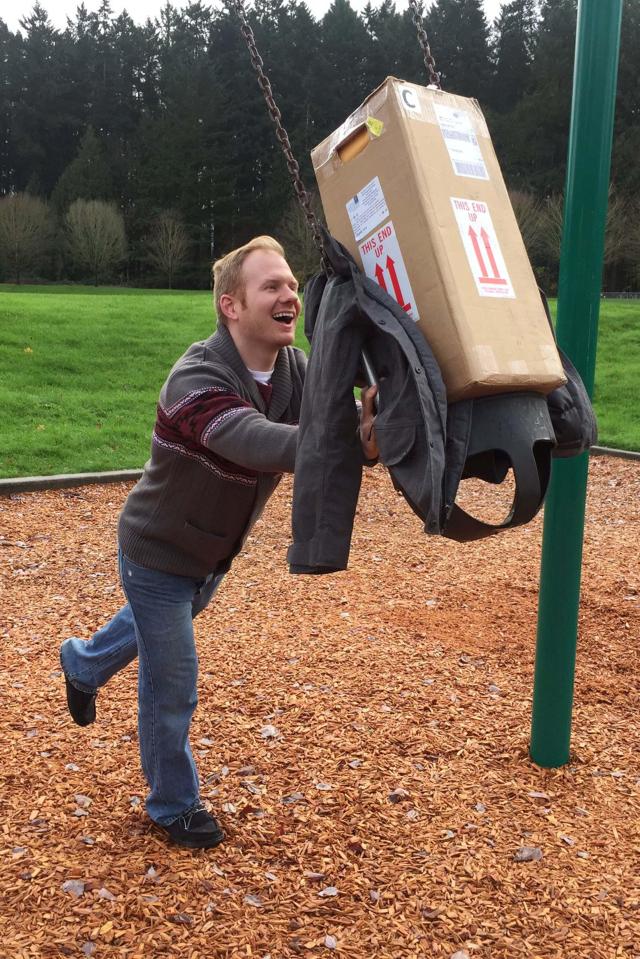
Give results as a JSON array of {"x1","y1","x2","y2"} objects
[{"x1": 287, "y1": 276, "x2": 366, "y2": 573}]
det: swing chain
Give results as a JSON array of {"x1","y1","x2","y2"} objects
[
  {"x1": 230, "y1": 0, "x2": 438, "y2": 270},
  {"x1": 228, "y1": 0, "x2": 328, "y2": 269},
  {"x1": 406, "y1": 0, "x2": 441, "y2": 89}
]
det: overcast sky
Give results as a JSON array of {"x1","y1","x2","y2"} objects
[{"x1": 3, "y1": 0, "x2": 504, "y2": 33}]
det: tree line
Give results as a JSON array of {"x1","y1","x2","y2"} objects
[{"x1": 1, "y1": 0, "x2": 639, "y2": 290}]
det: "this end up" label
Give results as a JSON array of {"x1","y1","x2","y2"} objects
[
  {"x1": 358, "y1": 220, "x2": 419, "y2": 320},
  {"x1": 450, "y1": 197, "x2": 515, "y2": 299}
]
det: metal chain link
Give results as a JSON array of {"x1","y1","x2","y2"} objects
[
  {"x1": 228, "y1": 0, "x2": 328, "y2": 269},
  {"x1": 406, "y1": 0, "x2": 441, "y2": 88}
]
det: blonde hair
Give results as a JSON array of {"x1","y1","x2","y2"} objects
[{"x1": 212, "y1": 235, "x2": 285, "y2": 324}]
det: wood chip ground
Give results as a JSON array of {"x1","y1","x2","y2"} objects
[{"x1": 1, "y1": 456, "x2": 639, "y2": 958}]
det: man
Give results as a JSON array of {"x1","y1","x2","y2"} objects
[{"x1": 60, "y1": 236, "x2": 378, "y2": 850}]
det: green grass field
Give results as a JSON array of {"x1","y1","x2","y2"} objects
[
  {"x1": 0, "y1": 285, "x2": 637, "y2": 478},
  {"x1": 0, "y1": 286, "x2": 309, "y2": 478},
  {"x1": 577, "y1": 299, "x2": 639, "y2": 452}
]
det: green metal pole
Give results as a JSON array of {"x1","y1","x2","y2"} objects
[{"x1": 530, "y1": 0, "x2": 623, "y2": 768}]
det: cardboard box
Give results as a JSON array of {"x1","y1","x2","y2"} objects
[{"x1": 311, "y1": 77, "x2": 566, "y2": 401}]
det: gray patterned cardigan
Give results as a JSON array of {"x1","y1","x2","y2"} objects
[{"x1": 118, "y1": 324, "x2": 306, "y2": 578}]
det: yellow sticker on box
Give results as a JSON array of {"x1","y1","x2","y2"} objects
[{"x1": 365, "y1": 117, "x2": 384, "y2": 137}]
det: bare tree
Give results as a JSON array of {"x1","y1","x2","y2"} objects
[
  {"x1": 0, "y1": 192, "x2": 52, "y2": 283},
  {"x1": 602, "y1": 191, "x2": 634, "y2": 270},
  {"x1": 539, "y1": 189, "x2": 634, "y2": 269},
  {"x1": 65, "y1": 199, "x2": 127, "y2": 286},
  {"x1": 278, "y1": 194, "x2": 326, "y2": 286},
  {"x1": 509, "y1": 189, "x2": 544, "y2": 261},
  {"x1": 146, "y1": 212, "x2": 189, "y2": 288},
  {"x1": 538, "y1": 193, "x2": 565, "y2": 264},
  {"x1": 630, "y1": 210, "x2": 640, "y2": 290}
]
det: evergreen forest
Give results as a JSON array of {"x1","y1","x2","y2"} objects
[{"x1": 1, "y1": 0, "x2": 639, "y2": 290}]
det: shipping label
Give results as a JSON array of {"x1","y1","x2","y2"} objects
[
  {"x1": 358, "y1": 221, "x2": 419, "y2": 320},
  {"x1": 435, "y1": 104, "x2": 489, "y2": 180},
  {"x1": 346, "y1": 176, "x2": 390, "y2": 242},
  {"x1": 450, "y1": 197, "x2": 515, "y2": 298}
]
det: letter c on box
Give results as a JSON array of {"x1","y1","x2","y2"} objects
[{"x1": 401, "y1": 87, "x2": 419, "y2": 112}]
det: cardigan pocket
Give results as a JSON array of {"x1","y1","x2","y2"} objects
[{"x1": 182, "y1": 521, "x2": 237, "y2": 563}]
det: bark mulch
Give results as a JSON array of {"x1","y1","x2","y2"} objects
[{"x1": 1, "y1": 455, "x2": 639, "y2": 959}]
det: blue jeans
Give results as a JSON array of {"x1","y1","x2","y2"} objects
[{"x1": 60, "y1": 550, "x2": 224, "y2": 825}]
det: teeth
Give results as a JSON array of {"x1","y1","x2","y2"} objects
[{"x1": 273, "y1": 313, "x2": 294, "y2": 322}]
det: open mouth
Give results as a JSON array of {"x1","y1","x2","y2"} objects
[{"x1": 273, "y1": 312, "x2": 295, "y2": 325}]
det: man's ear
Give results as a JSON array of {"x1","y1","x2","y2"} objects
[{"x1": 219, "y1": 293, "x2": 239, "y2": 323}]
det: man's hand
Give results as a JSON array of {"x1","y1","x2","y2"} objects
[{"x1": 359, "y1": 385, "x2": 379, "y2": 461}]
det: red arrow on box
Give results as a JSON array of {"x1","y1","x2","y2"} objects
[
  {"x1": 468, "y1": 225, "x2": 488, "y2": 278},
  {"x1": 481, "y1": 226, "x2": 501, "y2": 279},
  {"x1": 386, "y1": 256, "x2": 411, "y2": 312},
  {"x1": 374, "y1": 263, "x2": 387, "y2": 293}
]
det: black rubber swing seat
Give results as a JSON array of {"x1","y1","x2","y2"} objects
[{"x1": 443, "y1": 391, "x2": 555, "y2": 542}]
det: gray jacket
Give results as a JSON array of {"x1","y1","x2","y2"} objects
[{"x1": 288, "y1": 240, "x2": 469, "y2": 573}]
